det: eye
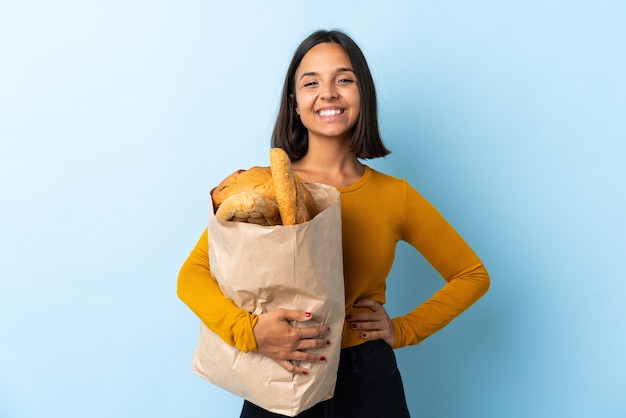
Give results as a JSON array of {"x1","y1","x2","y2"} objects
[
  {"x1": 303, "y1": 81, "x2": 318, "y2": 87},
  {"x1": 338, "y1": 78, "x2": 355, "y2": 85}
]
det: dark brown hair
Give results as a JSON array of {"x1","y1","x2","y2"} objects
[{"x1": 271, "y1": 29, "x2": 390, "y2": 161}]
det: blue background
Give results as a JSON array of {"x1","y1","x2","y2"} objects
[{"x1": 1, "y1": 1, "x2": 624, "y2": 417}]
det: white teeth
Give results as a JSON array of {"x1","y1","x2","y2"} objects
[{"x1": 318, "y1": 109, "x2": 343, "y2": 117}]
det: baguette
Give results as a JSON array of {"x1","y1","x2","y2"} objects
[{"x1": 270, "y1": 148, "x2": 311, "y2": 226}]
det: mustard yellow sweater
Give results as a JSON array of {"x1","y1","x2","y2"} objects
[{"x1": 177, "y1": 166, "x2": 489, "y2": 351}]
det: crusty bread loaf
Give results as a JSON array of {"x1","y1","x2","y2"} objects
[
  {"x1": 270, "y1": 148, "x2": 312, "y2": 226},
  {"x1": 212, "y1": 149, "x2": 318, "y2": 226},
  {"x1": 211, "y1": 167, "x2": 275, "y2": 212},
  {"x1": 215, "y1": 192, "x2": 281, "y2": 226}
]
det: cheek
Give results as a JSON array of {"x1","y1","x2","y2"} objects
[
  {"x1": 295, "y1": 90, "x2": 317, "y2": 107},
  {"x1": 295, "y1": 96, "x2": 307, "y2": 112},
  {"x1": 352, "y1": 91, "x2": 361, "y2": 107}
]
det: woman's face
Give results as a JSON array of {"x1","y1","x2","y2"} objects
[{"x1": 294, "y1": 42, "x2": 361, "y2": 143}]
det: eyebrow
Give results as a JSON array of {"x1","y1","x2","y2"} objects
[{"x1": 299, "y1": 67, "x2": 355, "y2": 80}]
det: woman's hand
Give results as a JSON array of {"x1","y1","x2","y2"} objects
[
  {"x1": 346, "y1": 298, "x2": 396, "y2": 347},
  {"x1": 253, "y1": 309, "x2": 331, "y2": 375}
]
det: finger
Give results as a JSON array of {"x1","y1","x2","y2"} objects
[
  {"x1": 346, "y1": 312, "x2": 381, "y2": 322},
  {"x1": 350, "y1": 320, "x2": 388, "y2": 331},
  {"x1": 280, "y1": 309, "x2": 314, "y2": 322},
  {"x1": 288, "y1": 350, "x2": 328, "y2": 364},
  {"x1": 297, "y1": 337, "x2": 332, "y2": 351},
  {"x1": 361, "y1": 330, "x2": 396, "y2": 347},
  {"x1": 358, "y1": 330, "x2": 388, "y2": 341},
  {"x1": 276, "y1": 359, "x2": 297, "y2": 373},
  {"x1": 292, "y1": 325, "x2": 330, "y2": 340},
  {"x1": 275, "y1": 359, "x2": 309, "y2": 375}
]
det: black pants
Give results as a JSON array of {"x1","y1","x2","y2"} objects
[{"x1": 239, "y1": 340, "x2": 411, "y2": 418}]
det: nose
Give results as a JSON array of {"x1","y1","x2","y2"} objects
[{"x1": 320, "y1": 83, "x2": 338, "y2": 100}]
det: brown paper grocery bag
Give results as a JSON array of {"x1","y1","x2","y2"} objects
[{"x1": 192, "y1": 183, "x2": 345, "y2": 416}]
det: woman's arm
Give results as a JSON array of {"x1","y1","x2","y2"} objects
[
  {"x1": 177, "y1": 228, "x2": 259, "y2": 352},
  {"x1": 177, "y1": 228, "x2": 331, "y2": 373},
  {"x1": 392, "y1": 183, "x2": 490, "y2": 348}
]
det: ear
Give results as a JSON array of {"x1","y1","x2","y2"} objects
[{"x1": 289, "y1": 93, "x2": 299, "y2": 115}]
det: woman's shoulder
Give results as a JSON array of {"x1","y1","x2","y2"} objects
[
  {"x1": 364, "y1": 167, "x2": 429, "y2": 203},
  {"x1": 366, "y1": 166, "x2": 410, "y2": 188}
]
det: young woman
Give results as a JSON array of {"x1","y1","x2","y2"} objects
[{"x1": 178, "y1": 29, "x2": 490, "y2": 418}]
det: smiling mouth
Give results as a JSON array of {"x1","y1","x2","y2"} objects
[{"x1": 317, "y1": 109, "x2": 344, "y2": 117}]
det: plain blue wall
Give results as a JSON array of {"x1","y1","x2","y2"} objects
[{"x1": 1, "y1": 1, "x2": 624, "y2": 417}]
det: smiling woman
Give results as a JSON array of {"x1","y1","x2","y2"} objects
[
  {"x1": 177, "y1": 29, "x2": 490, "y2": 418},
  {"x1": 1, "y1": 1, "x2": 624, "y2": 417}
]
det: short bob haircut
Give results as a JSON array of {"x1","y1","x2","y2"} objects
[{"x1": 271, "y1": 29, "x2": 390, "y2": 161}]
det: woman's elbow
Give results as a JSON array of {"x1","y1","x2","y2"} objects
[
  {"x1": 177, "y1": 265, "x2": 192, "y2": 303},
  {"x1": 477, "y1": 265, "x2": 490, "y2": 297}
]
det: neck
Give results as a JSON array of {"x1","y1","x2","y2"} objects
[{"x1": 292, "y1": 139, "x2": 364, "y2": 188}]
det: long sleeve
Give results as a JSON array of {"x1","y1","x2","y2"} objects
[
  {"x1": 338, "y1": 167, "x2": 489, "y2": 349},
  {"x1": 390, "y1": 182, "x2": 490, "y2": 348},
  {"x1": 177, "y1": 228, "x2": 259, "y2": 352}
]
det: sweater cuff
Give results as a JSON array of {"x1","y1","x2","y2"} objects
[
  {"x1": 390, "y1": 317, "x2": 420, "y2": 349},
  {"x1": 233, "y1": 313, "x2": 259, "y2": 353}
]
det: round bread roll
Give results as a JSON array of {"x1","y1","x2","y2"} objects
[
  {"x1": 215, "y1": 192, "x2": 281, "y2": 226},
  {"x1": 211, "y1": 166, "x2": 275, "y2": 211}
]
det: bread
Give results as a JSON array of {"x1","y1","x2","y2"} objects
[
  {"x1": 301, "y1": 184, "x2": 318, "y2": 220},
  {"x1": 211, "y1": 167, "x2": 275, "y2": 212},
  {"x1": 270, "y1": 148, "x2": 312, "y2": 226},
  {"x1": 215, "y1": 192, "x2": 281, "y2": 226},
  {"x1": 212, "y1": 148, "x2": 318, "y2": 226}
]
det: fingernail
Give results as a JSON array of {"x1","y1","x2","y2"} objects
[
  {"x1": 320, "y1": 356, "x2": 326, "y2": 361},
  {"x1": 304, "y1": 312, "x2": 312, "y2": 318},
  {"x1": 345, "y1": 315, "x2": 353, "y2": 320},
  {"x1": 326, "y1": 340, "x2": 331, "y2": 345},
  {"x1": 361, "y1": 333, "x2": 367, "y2": 338},
  {"x1": 302, "y1": 370, "x2": 308, "y2": 375},
  {"x1": 350, "y1": 323, "x2": 357, "y2": 329}
]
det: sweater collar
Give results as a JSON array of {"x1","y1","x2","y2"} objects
[{"x1": 337, "y1": 165, "x2": 371, "y2": 193}]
